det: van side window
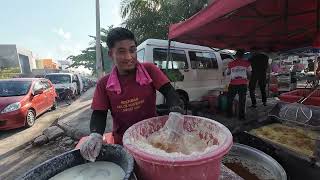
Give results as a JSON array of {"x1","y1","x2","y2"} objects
[
  {"x1": 137, "y1": 49, "x2": 145, "y2": 62},
  {"x1": 221, "y1": 54, "x2": 234, "y2": 61},
  {"x1": 153, "y1": 48, "x2": 188, "y2": 69},
  {"x1": 189, "y1": 52, "x2": 218, "y2": 69}
]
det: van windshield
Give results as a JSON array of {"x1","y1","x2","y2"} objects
[{"x1": 45, "y1": 75, "x2": 71, "y2": 84}]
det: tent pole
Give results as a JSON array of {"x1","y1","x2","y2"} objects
[
  {"x1": 95, "y1": 0, "x2": 103, "y2": 78},
  {"x1": 267, "y1": 55, "x2": 273, "y2": 97},
  {"x1": 284, "y1": 0, "x2": 289, "y2": 34},
  {"x1": 166, "y1": 40, "x2": 172, "y2": 71}
]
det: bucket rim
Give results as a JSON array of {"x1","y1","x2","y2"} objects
[{"x1": 123, "y1": 115, "x2": 233, "y2": 165}]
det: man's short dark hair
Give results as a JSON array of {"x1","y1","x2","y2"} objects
[
  {"x1": 106, "y1": 27, "x2": 137, "y2": 48},
  {"x1": 235, "y1": 49, "x2": 245, "y2": 58}
]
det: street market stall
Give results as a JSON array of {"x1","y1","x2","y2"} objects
[
  {"x1": 167, "y1": 0, "x2": 320, "y2": 179},
  {"x1": 169, "y1": 0, "x2": 320, "y2": 52}
]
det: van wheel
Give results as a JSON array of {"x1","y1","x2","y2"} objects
[
  {"x1": 26, "y1": 110, "x2": 36, "y2": 127},
  {"x1": 179, "y1": 94, "x2": 188, "y2": 113}
]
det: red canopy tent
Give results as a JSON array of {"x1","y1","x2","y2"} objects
[{"x1": 168, "y1": 0, "x2": 320, "y2": 51}]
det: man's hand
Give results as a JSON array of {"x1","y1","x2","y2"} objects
[
  {"x1": 169, "y1": 105, "x2": 185, "y2": 115},
  {"x1": 80, "y1": 133, "x2": 103, "y2": 162},
  {"x1": 159, "y1": 83, "x2": 186, "y2": 115}
]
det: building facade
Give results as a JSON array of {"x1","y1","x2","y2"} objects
[{"x1": 0, "y1": 45, "x2": 36, "y2": 77}]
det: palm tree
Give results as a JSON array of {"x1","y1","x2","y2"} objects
[{"x1": 120, "y1": 0, "x2": 209, "y2": 43}]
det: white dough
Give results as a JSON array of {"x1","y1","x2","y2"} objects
[{"x1": 49, "y1": 161, "x2": 125, "y2": 180}]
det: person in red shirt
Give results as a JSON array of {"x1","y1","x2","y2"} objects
[
  {"x1": 226, "y1": 49, "x2": 252, "y2": 120},
  {"x1": 316, "y1": 57, "x2": 320, "y2": 79},
  {"x1": 80, "y1": 27, "x2": 183, "y2": 162}
]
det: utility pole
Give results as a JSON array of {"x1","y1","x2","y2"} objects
[{"x1": 95, "y1": 0, "x2": 103, "y2": 79}]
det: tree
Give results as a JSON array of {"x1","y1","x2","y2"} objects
[
  {"x1": 120, "y1": 0, "x2": 209, "y2": 43},
  {"x1": 68, "y1": 26, "x2": 114, "y2": 75}
]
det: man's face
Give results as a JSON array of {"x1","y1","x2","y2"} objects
[{"x1": 109, "y1": 39, "x2": 137, "y2": 74}]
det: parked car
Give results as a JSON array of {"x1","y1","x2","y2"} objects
[
  {"x1": 0, "y1": 78, "x2": 57, "y2": 130},
  {"x1": 45, "y1": 73, "x2": 83, "y2": 97},
  {"x1": 82, "y1": 77, "x2": 95, "y2": 91}
]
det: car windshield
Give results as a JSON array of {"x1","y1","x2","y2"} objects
[
  {"x1": 0, "y1": 81, "x2": 32, "y2": 97},
  {"x1": 45, "y1": 75, "x2": 71, "y2": 84}
]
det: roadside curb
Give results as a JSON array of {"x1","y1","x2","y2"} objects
[
  {"x1": 57, "y1": 102, "x2": 91, "y2": 121},
  {"x1": 0, "y1": 141, "x2": 32, "y2": 160}
]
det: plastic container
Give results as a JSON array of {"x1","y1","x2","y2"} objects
[
  {"x1": 123, "y1": 115, "x2": 233, "y2": 180},
  {"x1": 279, "y1": 89, "x2": 320, "y2": 106},
  {"x1": 202, "y1": 95, "x2": 218, "y2": 113},
  {"x1": 218, "y1": 94, "x2": 228, "y2": 112}
]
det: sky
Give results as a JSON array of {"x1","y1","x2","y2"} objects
[{"x1": 0, "y1": 0, "x2": 122, "y2": 60}]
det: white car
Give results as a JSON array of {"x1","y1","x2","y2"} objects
[{"x1": 45, "y1": 73, "x2": 81, "y2": 97}]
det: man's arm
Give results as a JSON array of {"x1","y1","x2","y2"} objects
[
  {"x1": 90, "y1": 76, "x2": 110, "y2": 135},
  {"x1": 90, "y1": 110, "x2": 108, "y2": 135},
  {"x1": 158, "y1": 82, "x2": 184, "y2": 113},
  {"x1": 143, "y1": 63, "x2": 184, "y2": 113}
]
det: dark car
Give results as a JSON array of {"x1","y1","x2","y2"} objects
[{"x1": 0, "y1": 78, "x2": 57, "y2": 130}]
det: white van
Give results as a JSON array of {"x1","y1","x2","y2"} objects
[
  {"x1": 137, "y1": 39, "x2": 234, "y2": 105},
  {"x1": 45, "y1": 73, "x2": 83, "y2": 96}
]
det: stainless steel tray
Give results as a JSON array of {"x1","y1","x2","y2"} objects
[{"x1": 223, "y1": 143, "x2": 287, "y2": 180}]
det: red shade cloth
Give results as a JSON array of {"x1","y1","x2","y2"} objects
[{"x1": 169, "y1": 0, "x2": 320, "y2": 52}]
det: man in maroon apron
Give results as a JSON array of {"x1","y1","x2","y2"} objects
[{"x1": 80, "y1": 27, "x2": 183, "y2": 162}]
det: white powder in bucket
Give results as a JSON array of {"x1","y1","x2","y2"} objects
[
  {"x1": 127, "y1": 116, "x2": 228, "y2": 158},
  {"x1": 134, "y1": 135, "x2": 219, "y2": 158}
]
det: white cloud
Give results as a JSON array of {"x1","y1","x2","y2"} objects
[
  {"x1": 51, "y1": 27, "x2": 85, "y2": 59},
  {"x1": 56, "y1": 43, "x2": 83, "y2": 59},
  {"x1": 53, "y1": 27, "x2": 71, "y2": 40}
]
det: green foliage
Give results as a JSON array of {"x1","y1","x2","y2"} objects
[
  {"x1": 0, "y1": 67, "x2": 21, "y2": 79},
  {"x1": 68, "y1": 26, "x2": 114, "y2": 75},
  {"x1": 163, "y1": 69, "x2": 184, "y2": 82},
  {"x1": 121, "y1": 0, "x2": 209, "y2": 43}
]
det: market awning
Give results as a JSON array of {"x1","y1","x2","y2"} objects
[{"x1": 168, "y1": 0, "x2": 320, "y2": 52}]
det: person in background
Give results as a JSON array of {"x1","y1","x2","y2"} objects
[
  {"x1": 290, "y1": 61, "x2": 299, "y2": 89},
  {"x1": 316, "y1": 57, "x2": 320, "y2": 79},
  {"x1": 226, "y1": 49, "x2": 251, "y2": 120},
  {"x1": 80, "y1": 27, "x2": 184, "y2": 162},
  {"x1": 295, "y1": 60, "x2": 305, "y2": 72},
  {"x1": 307, "y1": 59, "x2": 315, "y2": 72},
  {"x1": 248, "y1": 50, "x2": 269, "y2": 107},
  {"x1": 271, "y1": 62, "x2": 281, "y2": 73}
]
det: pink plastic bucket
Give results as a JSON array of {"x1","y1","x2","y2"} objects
[{"x1": 123, "y1": 115, "x2": 233, "y2": 180}]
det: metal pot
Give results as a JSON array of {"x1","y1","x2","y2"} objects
[
  {"x1": 223, "y1": 143, "x2": 287, "y2": 180},
  {"x1": 18, "y1": 144, "x2": 135, "y2": 180}
]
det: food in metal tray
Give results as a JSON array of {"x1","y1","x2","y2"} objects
[
  {"x1": 250, "y1": 123, "x2": 319, "y2": 157},
  {"x1": 49, "y1": 161, "x2": 125, "y2": 180}
]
